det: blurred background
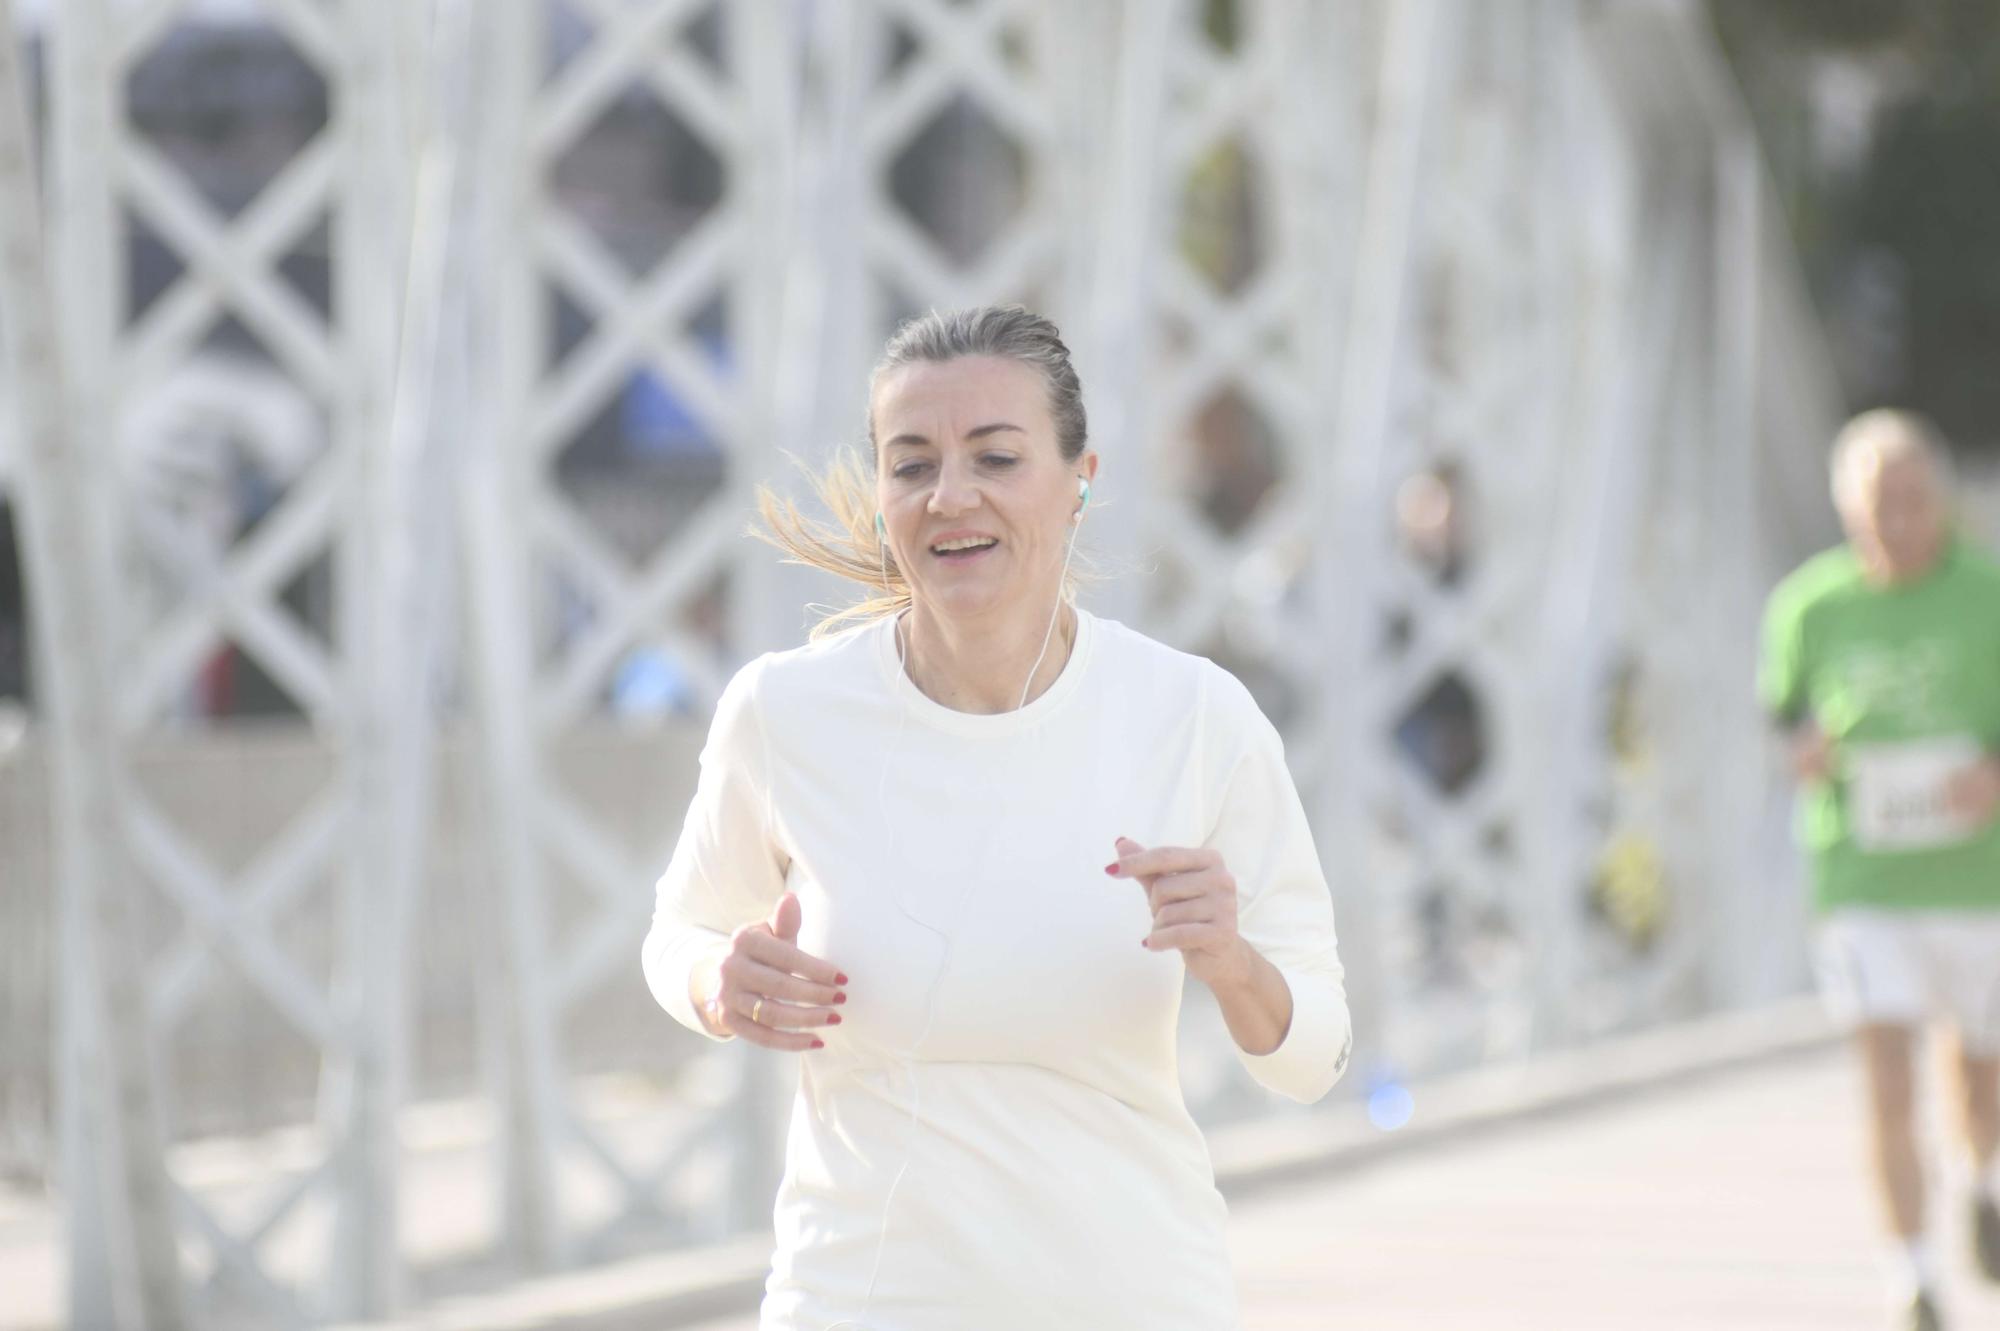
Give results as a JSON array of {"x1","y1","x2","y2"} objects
[{"x1": 0, "y1": 0, "x2": 1996, "y2": 1328}]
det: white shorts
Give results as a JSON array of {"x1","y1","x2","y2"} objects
[{"x1": 1813, "y1": 909, "x2": 2000, "y2": 1055}]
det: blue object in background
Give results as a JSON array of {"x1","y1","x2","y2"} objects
[
  {"x1": 612, "y1": 646, "x2": 695, "y2": 717},
  {"x1": 619, "y1": 330, "x2": 732, "y2": 459},
  {"x1": 1366, "y1": 1068, "x2": 1415, "y2": 1132}
]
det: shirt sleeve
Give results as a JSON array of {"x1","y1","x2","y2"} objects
[
  {"x1": 1202, "y1": 673, "x2": 1354, "y2": 1104},
  {"x1": 641, "y1": 656, "x2": 790, "y2": 1042},
  {"x1": 1758, "y1": 579, "x2": 1809, "y2": 727}
]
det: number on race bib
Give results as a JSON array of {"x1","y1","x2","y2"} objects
[{"x1": 1846, "y1": 736, "x2": 1985, "y2": 852}]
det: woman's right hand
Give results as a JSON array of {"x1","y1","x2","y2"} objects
[{"x1": 692, "y1": 892, "x2": 847, "y2": 1051}]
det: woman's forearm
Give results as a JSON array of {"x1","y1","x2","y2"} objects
[
  {"x1": 687, "y1": 947, "x2": 730, "y2": 1037},
  {"x1": 1206, "y1": 939, "x2": 1294, "y2": 1057}
]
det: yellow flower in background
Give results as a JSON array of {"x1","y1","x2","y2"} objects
[{"x1": 1592, "y1": 832, "x2": 1668, "y2": 951}]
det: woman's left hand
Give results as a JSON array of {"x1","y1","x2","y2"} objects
[{"x1": 1108, "y1": 835, "x2": 1254, "y2": 990}]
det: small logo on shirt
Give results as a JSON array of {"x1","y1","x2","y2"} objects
[{"x1": 1828, "y1": 639, "x2": 1959, "y2": 731}]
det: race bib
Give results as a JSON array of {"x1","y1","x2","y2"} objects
[{"x1": 1845, "y1": 735, "x2": 1985, "y2": 852}]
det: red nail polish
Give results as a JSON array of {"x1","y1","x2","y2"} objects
[
  {"x1": 833, "y1": 992, "x2": 847, "y2": 1005},
  {"x1": 1104, "y1": 863, "x2": 1119, "y2": 875},
  {"x1": 811, "y1": 1038, "x2": 825, "y2": 1049},
  {"x1": 827, "y1": 1014, "x2": 843, "y2": 1025},
  {"x1": 835, "y1": 973, "x2": 849, "y2": 986}
]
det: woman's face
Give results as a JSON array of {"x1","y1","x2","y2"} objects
[{"x1": 872, "y1": 354, "x2": 1095, "y2": 625}]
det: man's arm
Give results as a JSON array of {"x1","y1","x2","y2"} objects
[{"x1": 1778, "y1": 717, "x2": 1834, "y2": 786}]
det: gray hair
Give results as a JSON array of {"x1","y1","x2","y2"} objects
[
  {"x1": 1830, "y1": 408, "x2": 1952, "y2": 513},
  {"x1": 867, "y1": 305, "x2": 1088, "y2": 462}
]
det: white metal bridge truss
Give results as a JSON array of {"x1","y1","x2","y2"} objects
[{"x1": 0, "y1": 0, "x2": 1839, "y2": 1324}]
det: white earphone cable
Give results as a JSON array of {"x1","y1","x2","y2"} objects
[{"x1": 824, "y1": 483, "x2": 1087, "y2": 1330}]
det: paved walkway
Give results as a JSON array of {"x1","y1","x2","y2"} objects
[
  {"x1": 11, "y1": 1037, "x2": 2000, "y2": 1329},
  {"x1": 681, "y1": 1042, "x2": 2000, "y2": 1330}
]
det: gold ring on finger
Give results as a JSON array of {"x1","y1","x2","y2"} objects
[{"x1": 751, "y1": 997, "x2": 765, "y2": 1025}]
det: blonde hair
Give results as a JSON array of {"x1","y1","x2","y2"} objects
[
  {"x1": 753, "y1": 445, "x2": 909, "y2": 640},
  {"x1": 752, "y1": 305, "x2": 1095, "y2": 641},
  {"x1": 1830, "y1": 408, "x2": 1952, "y2": 514}
]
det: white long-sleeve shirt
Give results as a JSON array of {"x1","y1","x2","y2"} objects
[{"x1": 643, "y1": 607, "x2": 1351, "y2": 1330}]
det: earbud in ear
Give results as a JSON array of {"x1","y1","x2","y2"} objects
[{"x1": 1077, "y1": 478, "x2": 1090, "y2": 502}]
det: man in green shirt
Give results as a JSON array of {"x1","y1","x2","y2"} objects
[{"x1": 1762, "y1": 410, "x2": 2000, "y2": 1331}]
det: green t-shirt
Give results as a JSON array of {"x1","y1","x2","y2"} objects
[{"x1": 1759, "y1": 539, "x2": 2000, "y2": 913}]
